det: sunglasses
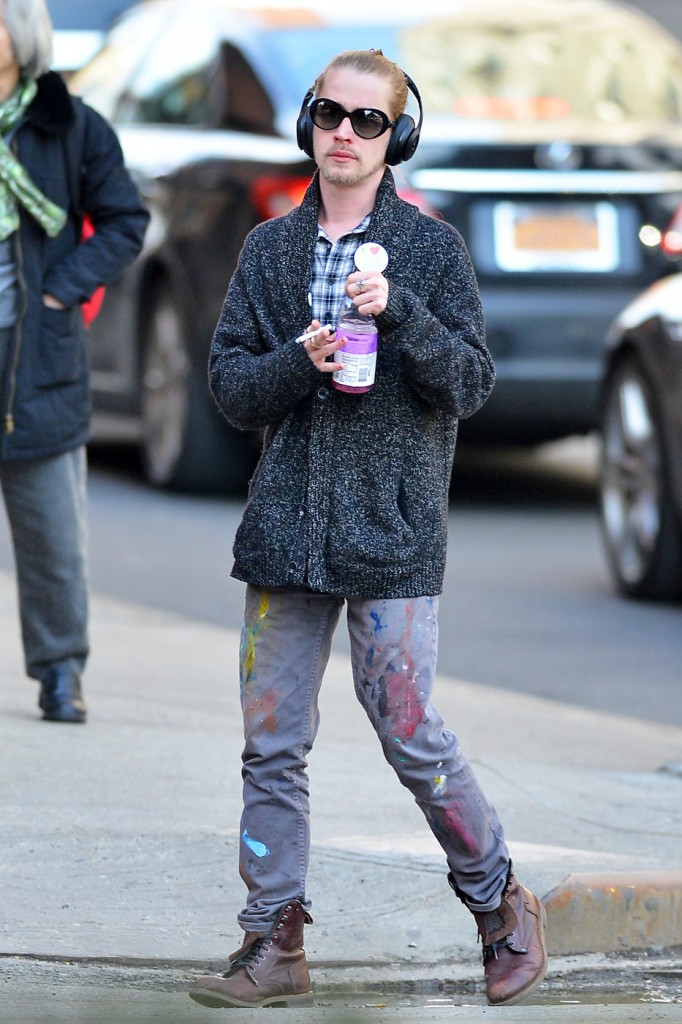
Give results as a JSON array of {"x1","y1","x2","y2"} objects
[{"x1": 309, "y1": 98, "x2": 394, "y2": 140}]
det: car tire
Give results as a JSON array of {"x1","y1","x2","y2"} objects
[
  {"x1": 599, "y1": 354, "x2": 682, "y2": 600},
  {"x1": 141, "y1": 284, "x2": 256, "y2": 493}
]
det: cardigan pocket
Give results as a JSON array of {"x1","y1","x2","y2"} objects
[{"x1": 328, "y1": 457, "x2": 418, "y2": 569}]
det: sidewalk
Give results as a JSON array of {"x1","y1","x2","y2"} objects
[{"x1": 1, "y1": 567, "x2": 681, "y2": 1014}]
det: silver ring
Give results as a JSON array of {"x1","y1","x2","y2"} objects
[{"x1": 356, "y1": 279, "x2": 367, "y2": 293}]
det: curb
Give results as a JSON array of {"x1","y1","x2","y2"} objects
[{"x1": 542, "y1": 871, "x2": 682, "y2": 955}]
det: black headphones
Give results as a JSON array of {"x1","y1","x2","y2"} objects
[{"x1": 296, "y1": 70, "x2": 423, "y2": 166}]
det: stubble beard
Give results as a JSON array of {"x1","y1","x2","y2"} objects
[{"x1": 319, "y1": 151, "x2": 386, "y2": 189}]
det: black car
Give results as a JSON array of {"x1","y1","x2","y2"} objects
[
  {"x1": 70, "y1": 0, "x2": 682, "y2": 492},
  {"x1": 599, "y1": 273, "x2": 682, "y2": 600}
]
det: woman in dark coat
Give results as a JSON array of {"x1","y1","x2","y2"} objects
[{"x1": 0, "y1": 0, "x2": 149, "y2": 722}]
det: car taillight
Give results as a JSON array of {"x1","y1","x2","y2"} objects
[
  {"x1": 661, "y1": 204, "x2": 682, "y2": 257},
  {"x1": 250, "y1": 176, "x2": 311, "y2": 220}
]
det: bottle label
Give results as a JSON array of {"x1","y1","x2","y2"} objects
[{"x1": 332, "y1": 329, "x2": 378, "y2": 391}]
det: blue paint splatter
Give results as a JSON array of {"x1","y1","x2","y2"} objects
[
  {"x1": 370, "y1": 609, "x2": 387, "y2": 635},
  {"x1": 242, "y1": 829, "x2": 269, "y2": 858}
]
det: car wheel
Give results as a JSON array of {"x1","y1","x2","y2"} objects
[
  {"x1": 599, "y1": 355, "x2": 682, "y2": 599},
  {"x1": 141, "y1": 285, "x2": 256, "y2": 493}
]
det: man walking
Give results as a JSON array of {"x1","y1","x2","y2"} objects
[{"x1": 190, "y1": 48, "x2": 547, "y2": 1009}]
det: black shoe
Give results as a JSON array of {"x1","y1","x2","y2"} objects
[{"x1": 39, "y1": 666, "x2": 87, "y2": 723}]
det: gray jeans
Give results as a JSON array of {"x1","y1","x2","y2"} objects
[
  {"x1": 0, "y1": 446, "x2": 89, "y2": 681},
  {"x1": 237, "y1": 585, "x2": 510, "y2": 932}
]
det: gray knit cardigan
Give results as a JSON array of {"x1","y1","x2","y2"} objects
[{"x1": 209, "y1": 169, "x2": 495, "y2": 599}]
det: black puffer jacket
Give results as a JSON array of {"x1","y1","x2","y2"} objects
[
  {"x1": 210, "y1": 170, "x2": 495, "y2": 599},
  {"x1": 0, "y1": 72, "x2": 149, "y2": 460}
]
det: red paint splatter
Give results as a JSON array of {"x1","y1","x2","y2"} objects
[
  {"x1": 385, "y1": 668, "x2": 423, "y2": 741},
  {"x1": 383, "y1": 602, "x2": 424, "y2": 741},
  {"x1": 443, "y1": 803, "x2": 479, "y2": 858},
  {"x1": 244, "y1": 687, "x2": 279, "y2": 733}
]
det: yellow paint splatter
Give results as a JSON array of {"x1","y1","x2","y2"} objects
[{"x1": 243, "y1": 590, "x2": 270, "y2": 683}]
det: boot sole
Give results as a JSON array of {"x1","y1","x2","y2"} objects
[
  {"x1": 488, "y1": 902, "x2": 548, "y2": 1007},
  {"x1": 42, "y1": 712, "x2": 87, "y2": 723},
  {"x1": 189, "y1": 987, "x2": 314, "y2": 1009}
]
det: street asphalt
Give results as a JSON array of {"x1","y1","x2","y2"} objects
[{"x1": 0, "y1": 567, "x2": 680, "y2": 1022}]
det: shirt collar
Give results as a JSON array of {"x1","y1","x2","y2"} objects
[{"x1": 317, "y1": 213, "x2": 371, "y2": 244}]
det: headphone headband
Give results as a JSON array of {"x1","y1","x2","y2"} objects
[{"x1": 296, "y1": 69, "x2": 423, "y2": 166}]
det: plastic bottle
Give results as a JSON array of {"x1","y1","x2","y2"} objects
[{"x1": 332, "y1": 295, "x2": 378, "y2": 395}]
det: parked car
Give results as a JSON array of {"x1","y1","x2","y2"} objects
[
  {"x1": 70, "y1": 0, "x2": 682, "y2": 492},
  {"x1": 598, "y1": 274, "x2": 682, "y2": 600}
]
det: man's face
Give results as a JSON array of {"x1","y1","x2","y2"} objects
[{"x1": 313, "y1": 68, "x2": 394, "y2": 189}]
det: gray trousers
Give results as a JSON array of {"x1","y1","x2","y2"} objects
[
  {"x1": 0, "y1": 446, "x2": 89, "y2": 681},
  {"x1": 237, "y1": 585, "x2": 510, "y2": 932}
]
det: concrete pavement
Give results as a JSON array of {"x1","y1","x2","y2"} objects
[{"x1": 1, "y1": 566, "x2": 681, "y2": 1019}]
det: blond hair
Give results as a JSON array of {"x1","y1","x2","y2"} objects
[{"x1": 314, "y1": 49, "x2": 408, "y2": 121}]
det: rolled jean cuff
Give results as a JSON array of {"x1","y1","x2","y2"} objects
[{"x1": 447, "y1": 860, "x2": 513, "y2": 913}]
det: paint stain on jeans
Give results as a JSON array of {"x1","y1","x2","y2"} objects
[
  {"x1": 241, "y1": 590, "x2": 271, "y2": 686},
  {"x1": 385, "y1": 666, "x2": 423, "y2": 742},
  {"x1": 425, "y1": 801, "x2": 479, "y2": 859},
  {"x1": 242, "y1": 829, "x2": 270, "y2": 858},
  {"x1": 433, "y1": 774, "x2": 447, "y2": 796},
  {"x1": 244, "y1": 685, "x2": 280, "y2": 733}
]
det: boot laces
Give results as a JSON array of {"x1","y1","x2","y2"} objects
[
  {"x1": 225, "y1": 935, "x2": 273, "y2": 980},
  {"x1": 482, "y1": 934, "x2": 528, "y2": 963},
  {"x1": 482, "y1": 936, "x2": 512, "y2": 963}
]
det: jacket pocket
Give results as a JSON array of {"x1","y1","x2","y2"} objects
[{"x1": 35, "y1": 306, "x2": 83, "y2": 387}]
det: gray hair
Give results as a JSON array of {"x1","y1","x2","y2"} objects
[{"x1": 3, "y1": 0, "x2": 53, "y2": 78}]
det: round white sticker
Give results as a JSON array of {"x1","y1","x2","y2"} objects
[{"x1": 354, "y1": 242, "x2": 389, "y2": 273}]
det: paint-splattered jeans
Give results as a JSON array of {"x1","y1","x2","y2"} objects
[{"x1": 237, "y1": 585, "x2": 510, "y2": 932}]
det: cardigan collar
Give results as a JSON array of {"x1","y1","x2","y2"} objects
[
  {"x1": 291, "y1": 166, "x2": 408, "y2": 268},
  {"x1": 297, "y1": 166, "x2": 398, "y2": 233},
  {"x1": 282, "y1": 166, "x2": 418, "y2": 327}
]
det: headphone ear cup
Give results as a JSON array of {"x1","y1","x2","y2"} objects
[
  {"x1": 296, "y1": 108, "x2": 315, "y2": 159},
  {"x1": 385, "y1": 112, "x2": 419, "y2": 166},
  {"x1": 296, "y1": 92, "x2": 315, "y2": 158}
]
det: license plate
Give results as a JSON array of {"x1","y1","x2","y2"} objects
[{"x1": 493, "y1": 201, "x2": 620, "y2": 272}]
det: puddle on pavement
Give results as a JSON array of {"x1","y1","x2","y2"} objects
[
  {"x1": 317, "y1": 993, "x2": 680, "y2": 1009},
  {"x1": 2, "y1": 958, "x2": 680, "y2": 1021},
  {"x1": 312, "y1": 972, "x2": 682, "y2": 1010}
]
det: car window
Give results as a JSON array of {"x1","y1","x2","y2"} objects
[
  {"x1": 75, "y1": 7, "x2": 276, "y2": 131},
  {"x1": 114, "y1": 10, "x2": 228, "y2": 126},
  {"x1": 209, "y1": 42, "x2": 275, "y2": 133}
]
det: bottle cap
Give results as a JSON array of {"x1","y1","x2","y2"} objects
[{"x1": 354, "y1": 242, "x2": 388, "y2": 273}]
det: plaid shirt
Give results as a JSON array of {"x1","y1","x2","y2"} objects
[{"x1": 309, "y1": 214, "x2": 370, "y2": 327}]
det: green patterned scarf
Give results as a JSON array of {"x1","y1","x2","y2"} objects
[{"x1": 0, "y1": 79, "x2": 67, "y2": 241}]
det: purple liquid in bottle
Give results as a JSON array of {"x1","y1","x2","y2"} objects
[{"x1": 332, "y1": 300, "x2": 378, "y2": 394}]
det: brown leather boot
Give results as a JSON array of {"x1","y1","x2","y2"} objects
[
  {"x1": 470, "y1": 875, "x2": 548, "y2": 1006},
  {"x1": 189, "y1": 900, "x2": 313, "y2": 1008}
]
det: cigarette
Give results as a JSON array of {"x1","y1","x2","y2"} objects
[{"x1": 295, "y1": 323, "x2": 333, "y2": 344}]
